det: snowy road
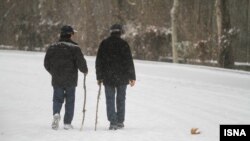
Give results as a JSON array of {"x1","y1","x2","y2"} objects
[{"x1": 0, "y1": 50, "x2": 250, "y2": 141}]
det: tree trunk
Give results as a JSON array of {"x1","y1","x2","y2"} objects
[
  {"x1": 215, "y1": 0, "x2": 234, "y2": 68},
  {"x1": 82, "y1": 0, "x2": 98, "y2": 55},
  {"x1": 247, "y1": 0, "x2": 250, "y2": 63},
  {"x1": 171, "y1": 0, "x2": 179, "y2": 63}
]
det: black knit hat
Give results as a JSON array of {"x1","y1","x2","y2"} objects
[{"x1": 60, "y1": 25, "x2": 77, "y2": 34}]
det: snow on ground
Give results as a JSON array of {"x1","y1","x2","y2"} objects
[{"x1": 0, "y1": 50, "x2": 250, "y2": 141}]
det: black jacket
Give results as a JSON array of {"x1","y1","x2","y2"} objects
[
  {"x1": 95, "y1": 34, "x2": 136, "y2": 86},
  {"x1": 44, "y1": 38, "x2": 88, "y2": 87}
]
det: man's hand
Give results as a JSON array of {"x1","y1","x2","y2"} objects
[
  {"x1": 97, "y1": 80, "x2": 103, "y2": 85},
  {"x1": 129, "y1": 80, "x2": 136, "y2": 87}
]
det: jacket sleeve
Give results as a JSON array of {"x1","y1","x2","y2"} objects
[
  {"x1": 44, "y1": 47, "x2": 52, "y2": 74},
  {"x1": 124, "y1": 42, "x2": 136, "y2": 80},
  {"x1": 75, "y1": 47, "x2": 88, "y2": 73},
  {"x1": 95, "y1": 41, "x2": 105, "y2": 80}
]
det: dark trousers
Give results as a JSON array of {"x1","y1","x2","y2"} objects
[
  {"x1": 104, "y1": 84, "x2": 127, "y2": 125},
  {"x1": 53, "y1": 86, "x2": 75, "y2": 124}
]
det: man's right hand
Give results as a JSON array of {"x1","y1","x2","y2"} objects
[{"x1": 97, "y1": 80, "x2": 103, "y2": 85}]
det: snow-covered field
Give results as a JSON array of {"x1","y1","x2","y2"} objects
[{"x1": 0, "y1": 50, "x2": 250, "y2": 141}]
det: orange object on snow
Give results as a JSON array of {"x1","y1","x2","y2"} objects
[{"x1": 191, "y1": 128, "x2": 201, "y2": 135}]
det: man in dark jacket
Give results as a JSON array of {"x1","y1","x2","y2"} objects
[
  {"x1": 95, "y1": 24, "x2": 136, "y2": 130},
  {"x1": 44, "y1": 25, "x2": 88, "y2": 130}
]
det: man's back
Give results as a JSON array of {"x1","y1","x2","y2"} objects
[
  {"x1": 47, "y1": 43, "x2": 76, "y2": 72},
  {"x1": 102, "y1": 36, "x2": 128, "y2": 69},
  {"x1": 96, "y1": 35, "x2": 135, "y2": 86},
  {"x1": 44, "y1": 41, "x2": 87, "y2": 87}
]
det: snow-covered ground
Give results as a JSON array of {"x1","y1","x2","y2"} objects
[{"x1": 0, "y1": 50, "x2": 250, "y2": 141}]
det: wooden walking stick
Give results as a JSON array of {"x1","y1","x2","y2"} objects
[
  {"x1": 80, "y1": 74, "x2": 87, "y2": 131},
  {"x1": 95, "y1": 84, "x2": 102, "y2": 131}
]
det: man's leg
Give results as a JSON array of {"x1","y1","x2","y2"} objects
[
  {"x1": 53, "y1": 87, "x2": 65, "y2": 115},
  {"x1": 64, "y1": 86, "x2": 76, "y2": 126},
  {"x1": 52, "y1": 86, "x2": 65, "y2": 129},
  {"x1": 116, "y1": 85, "x2": 127, "y2": 127},
  {"x1": 104, "y1": 85, "x2": 117, "y2": 127}
]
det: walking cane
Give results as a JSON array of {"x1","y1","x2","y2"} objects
[
  {"x1": 80, "y1": 74, "x2": 87, "y2": 131},
  {"x1": 95, "y1": 84, "x2": 102, "y2": 131}
]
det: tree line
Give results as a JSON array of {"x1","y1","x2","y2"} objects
[{"x1": 0, "y1": 0, "x2": 249, "y2": 69}]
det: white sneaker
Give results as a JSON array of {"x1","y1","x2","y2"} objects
[
  {"x1": 52, "y1": 113, "x2": 60, "y2": 130},
  {"x1": 64, "y1": 124, "x2": 74, "y2": 130}
]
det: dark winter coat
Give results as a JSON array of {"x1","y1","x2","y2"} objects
[
  {"x1": 44, "y1": 38, "x2": 88, "y2": 87},
  {"x1": 95, "y1": 34, "x2": 136, "y2": 86}
]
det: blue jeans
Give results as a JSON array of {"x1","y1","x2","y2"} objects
[
  {"x1": 104, "y1": 85, "x2": 127, "y2": 125},
  {"x1": 53, "y1": 86, "x2": 75, "y2": 124}
]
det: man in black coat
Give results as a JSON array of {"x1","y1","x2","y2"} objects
[
  {"x1": 44, "y1": 25, "x2": 88, "y2": 130},
  {"x1": 95, "y1": 24, "x2": 136, "y2": 130}
]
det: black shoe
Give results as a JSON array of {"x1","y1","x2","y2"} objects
[
  {"x1": 109, "y1": 124, "x2": 118, "y2": 130},
  {"x1": 117, "y1": 123, "x2": 124, "y2": 129}
]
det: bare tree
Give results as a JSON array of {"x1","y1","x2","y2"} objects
[
  {"x1": 247, "y1": 0, "x2": 250, "y2": 63},
  {"x1": 215, "y1": 0, "x2": 234, "y2": 68},
  {"x1": 82, "y1": 0, "x2": 98, "y2": 55},
  {"x1": 171, "y1": 0, "x2": 179, "y2": 63}
]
